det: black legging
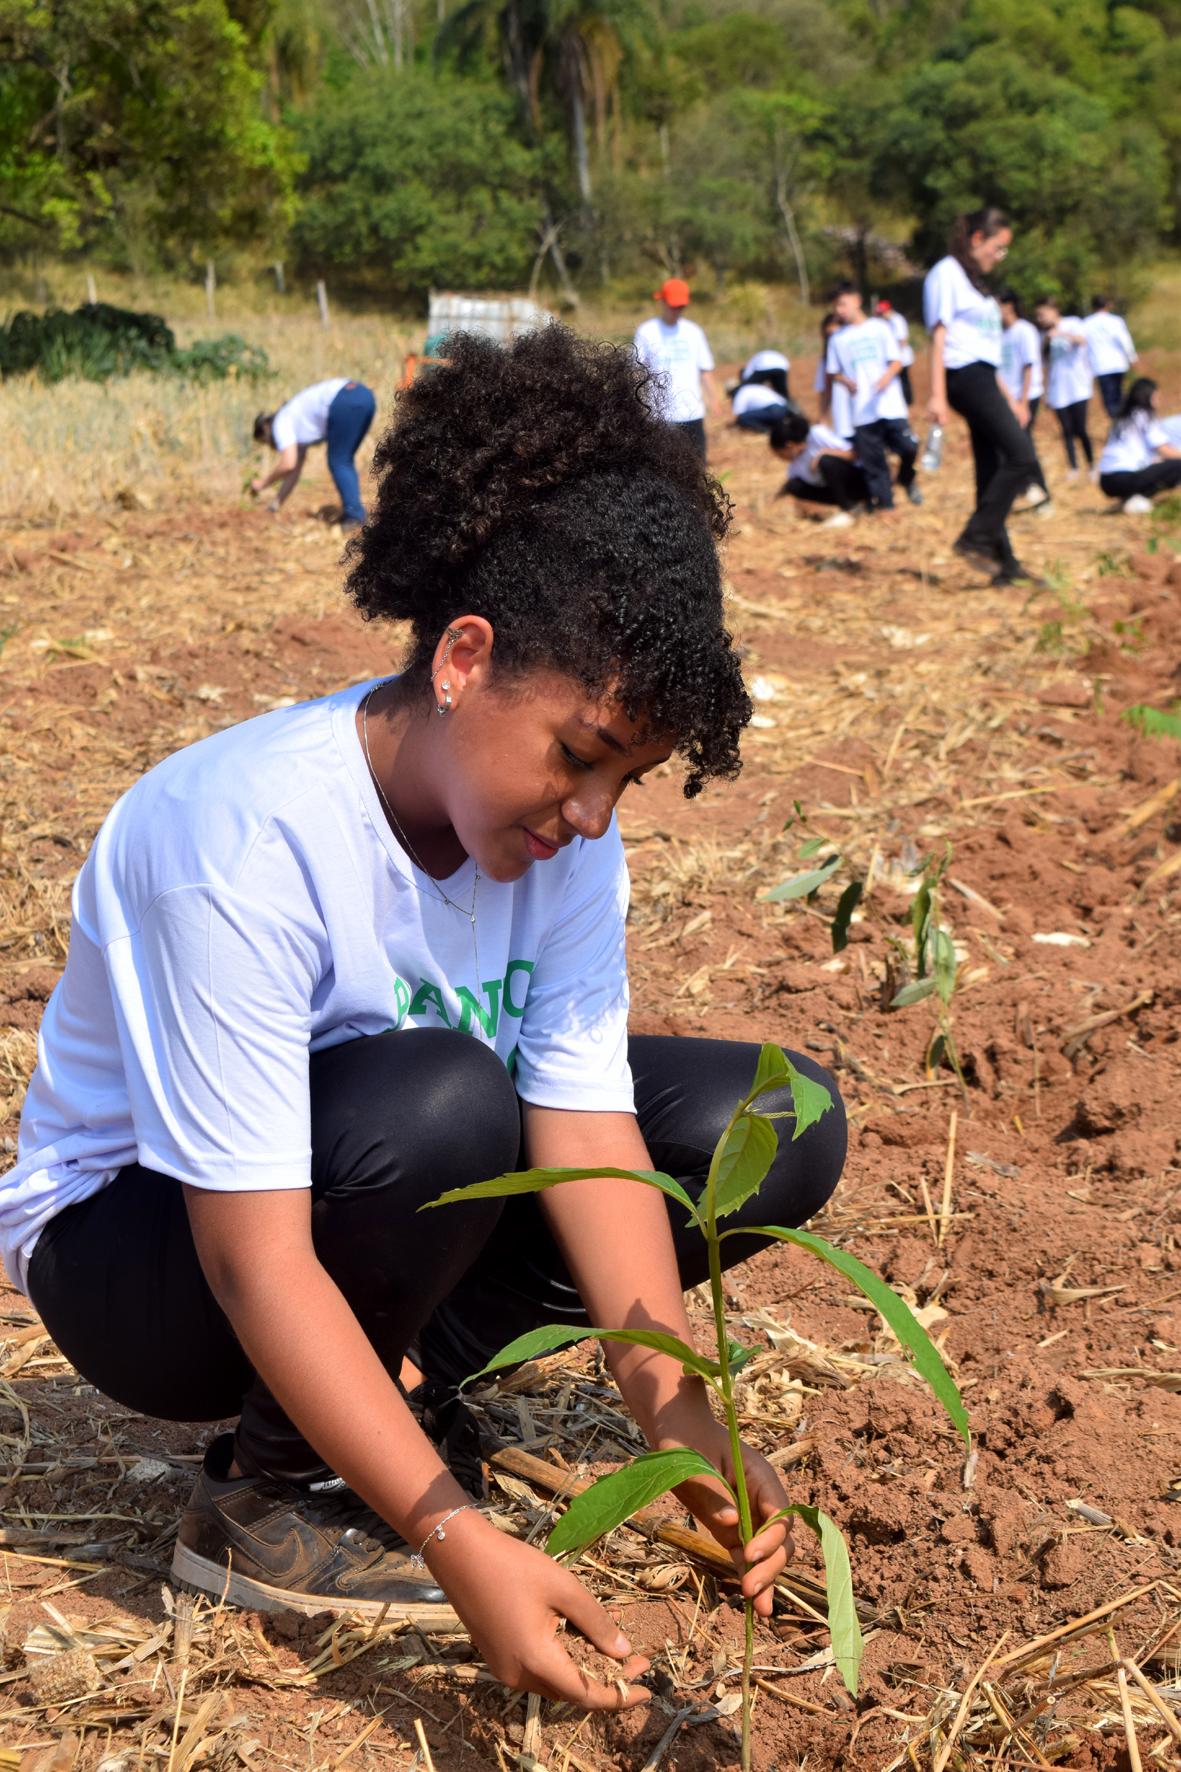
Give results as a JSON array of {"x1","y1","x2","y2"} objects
[
  {"x1": 1099, "y1": 460, "x2": 1181, "y2": 502},
  {"x1": 27, "y1": 1030, "x2": 846, "y2": 1485},
  {"x1": 1054, "y1": 400, "x2": 1093, "y2": 470},
  {"x1": 785, "y1": 456, "x2": 867, "y2": 511},
  {"x1": 946, "y1": 362, "x2": 1040, "y2": 570}
]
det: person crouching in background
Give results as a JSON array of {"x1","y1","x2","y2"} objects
[
  {"x1": 770, "y1": 411, "x2": 868, "y2": 529},
  {"x1": 253, "y1": 379, "x2": 377, "y2": 529},
  {"x1": 1097, "y1": 378, "x2": 1181, "y2": 513}
]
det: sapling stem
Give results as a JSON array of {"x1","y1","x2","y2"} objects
[{"x1": 707, "y1": 1224, "x2": 756, "y2": 1772}]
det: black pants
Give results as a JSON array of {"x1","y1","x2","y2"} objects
[
  {"x1": 736, "y1": 401, "x2": 795, "y2": 434},
  {"x1": 1097, "y1": 372, "x2": 1125, "y2": 420},
  {"x1": 1099, "y1": 460, "x2": 1181, "y2": 502},
  {"x1": 1054, "y1": 400, "x2": 1093, "y2": 470},
  {"x1": 1027, "y1": 396, "x2": 1041, "y2": 430},
  {"x1": 1019, "y1": 399, "x2": 1048, "y2": 495},
  {"x1": 899, "y1": 366, "x2": 913, "y2": 406},
  {"x1": 673, "y1": 418, "x2": 707, "y2": 460},
  {"x1": 946, "y1": 362, "x2": 1039, "y2": 570},
  {"x1": 27, "y1": 1031, "x2": 846, "y2": 1485},
  {"x1": 785, "y1": 455, "x2": 867, "y2": 511},
  {"x1": 853, "y1": 418, "x2": 917, "y2": 509}
]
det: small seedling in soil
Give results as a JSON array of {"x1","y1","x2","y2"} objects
[
  {"x1": 425, "y1": 1046, "x2": 969, "y2": 1770},
  {"x1": 1123, "y1": 702, "x2": 1181, "y2": 742},
  {"x1": 889, "y1": 844, "x2": 964, "y2": 1083}
]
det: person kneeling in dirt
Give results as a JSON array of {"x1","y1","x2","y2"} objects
[
  {"x1": 771, "y1": 410, "x2": 868, "y2": 530},
  {"x1": 1096, "y1": 377, "x2": 1181, "y2": 514},
  {"x1": 729, "y1": 349, "x2": 801, "y2": 434},
  {"x1": 5, "y1": 328, "x2": 846, "y2": 1714},
  {"x1": 252, "y1": 377, "x2": 377, "y2": 528}
]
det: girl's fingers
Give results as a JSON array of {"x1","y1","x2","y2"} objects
[
  {"x1": 533, "y1": 1641, "x2": 652, "y2": 1711},
  {"x1": 555, "y1": 1571, "x2": 639, "y2": 1665}
]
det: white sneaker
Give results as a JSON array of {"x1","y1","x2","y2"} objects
[
  {"x1": 1089, "y1": 466, "x2": 1101, "y2": 485},
  {"x1": 820, "y1": 510, "x2": 855, "y2": 529},
  {"x1": 1016, "y1": 484, "x2": 1049, "y2": 510},
  {"x1": 1034, "y1": 499, "x2": 1055, "y2": 518},
  {"x1": 1122, "y1": 494, "x2": 1153, "y2": 515},
  {"x1": 1065, "y1": 468, "x2": 1080, "y2": 484}
]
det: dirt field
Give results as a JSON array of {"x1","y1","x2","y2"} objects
[{"x1": 2, "y1": 363, "x2": 1181, "y2": 1770}]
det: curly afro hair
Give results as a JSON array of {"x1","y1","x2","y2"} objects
[{"x1": 344, "y1": 324, "x2": 750, "y2": 796}]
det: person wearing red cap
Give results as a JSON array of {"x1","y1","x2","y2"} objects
[
  {"x1": 875, "y1": 300, "x2": 914, "y2": 408},
  {"x1": 633, "y1": 279, "x2": 718, "y2": 459}
]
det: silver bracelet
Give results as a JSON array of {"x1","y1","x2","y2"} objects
[{"x1": 412, "y1": 1504, "x2": 480, "y2": 1566}]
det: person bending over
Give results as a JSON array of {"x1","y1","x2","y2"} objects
[
  {"x1": 771, "y1": 410, "x2": 868, "y2": 528},
  {"x1": 252, "y1": 378, "x2": 377, "y2": 528},
  {"x1": 730, "y1": 349, "x2": 797, "y2": 433},
  {"x1": 1097, "y1": 377, "x2": 1181, "y2": 513},
  {"x1": 6, "y1": 327, "x2": 846, "y2": 1716}
]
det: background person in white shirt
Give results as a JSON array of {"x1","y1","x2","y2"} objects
[
  {"x1": 11, "y1": 325, "x2": 845, "y2": 1694},
  {"x1": 770, "y1": 410, "x2": 868, "y2": 528},
  {"x1": 826, "y1": 281, "x2": 918, "y2": 511},
  {"x1": 730, "y1": 348, "x2": 796, "y2": 433},
  {"x1": 875, "y1": 299, "x2": 915, "y2": 406},
  {"x1": 1036, "y1": 299, "x2": 1094, "y2": 480},
  {"x1": 1084, "y1": 296, "x2": 1138, "y2": 419},
  {"x1": 1097, "y1": 377, "x2": 1181, "y2": 512},
  {"x1": 998, "y1": 291, "x2": 1049, "y2": 509},
  {"x1": 924, "y1": 206, "x2": 1040, "y2": 585},
  {"x1": 633, "y1": 278, "x2": 718, "y2": 459},
  {"x1": 813, "y1": 311, "x2": 853, "y2": 439},
  {"x1": 253, "y1": 378, "x2": 377, "y2": 527}
]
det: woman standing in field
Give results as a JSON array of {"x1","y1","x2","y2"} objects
[
  {"x1": 4, "y1": 329, "x2": 845, "y2": 1713},
  {"x1": 998, "y1": 290, "x2": 1049, "y2": 512},
  {"x1": 1084, "y1": 297, "x2": 1138, "y2": 420},
  {"x1": 252, "y1": 377, "x2": 377, "y2": 528},
  {"x1": 1097, "y1": 377, "x2": 1181, "y2": 511},
  {"x1": 923, "y1": 206, "x2": 1040, "y2": 585},
  {"x1": 1035, "y1": 300, "x2": 1094, "y2": 482}
]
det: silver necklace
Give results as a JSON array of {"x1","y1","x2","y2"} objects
[{"x1": 361, "y1": 686, "x2": 481, "y2": 984}]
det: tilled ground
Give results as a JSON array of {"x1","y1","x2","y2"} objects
[{"x1": 1, "y1": 384, "x2": 1181, "y2": 1770}]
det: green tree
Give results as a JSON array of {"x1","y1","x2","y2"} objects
[
  {"x1": 0, "y1": 0, "x2": 296, "y2": 264},
  {"x1": 291, "y1": 67, "x2": 544, "y2": 297}
]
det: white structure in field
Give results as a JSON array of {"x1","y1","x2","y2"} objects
[{"x1": 428, "y1": 293, "x2": 550, "y2": 345}]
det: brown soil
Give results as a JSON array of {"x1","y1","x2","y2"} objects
[{"x1": 2, "y1": 369, "x2": 1181, "y2": 1769}]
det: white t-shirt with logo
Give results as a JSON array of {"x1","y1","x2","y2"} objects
[
  {"x1": 923, "y1": 256, "x2": 1002, "y2": 370},
  {"x1": 634, "y1": 318, "x2": 714, "y2": 422},
  {"x1": 790, "y1": 423, "x2": 854, "y2": 489},
  {"x1": 1000, "y1": 320, "x2": 1044, "y2": 402},
  {"x1": 270, "y1": 379, "x2": 350, "y2": 451},
  {"x1": 2, "y1": 683, "x2": 634, "y2": 1294},
  {"x1": 1046, "y1": 321, "x2": 1094, "y2": 409},
  {"x1": 1099, "y1": 411, "x2": 1170, "y2": 476},
  {"x1": 1083, "y1": 312, "x2": 1136, "y2": 377},
  {"x1": 884, "y1": 311, "x2": 914, "y2": 368},
  {"x1": 826, "y1": 317, "x2": 906, "y2": 426}
]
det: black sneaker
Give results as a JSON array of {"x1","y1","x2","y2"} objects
[
  {"x1": 907, "y1": 483, "x2": 924, "y2": 506},
  {"x1": 952, "y1": 537, "x2": 1000, "y2": 575},
  {"x1": 408, "y1": 1381, "x2": 489, "y2": 1502},
  {"x1": 992, "y1": 561, "x2": 1048, "y2": 589},
  {"x1": 171, "y1": 1434, "x2": 454, "y2": 1621}
]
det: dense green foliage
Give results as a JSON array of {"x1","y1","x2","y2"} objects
[
  {"x1": 3, "y1": 0, "x2": 1180, "y2": 303},
  {"x1": 0, "y1": 302, "x2": 271, "y2": 383}
]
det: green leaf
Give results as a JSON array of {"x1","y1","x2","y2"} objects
[
  {"x1": 797, "y1": 836, "x2": 829, "y2": 859},
  {"x1": 727, "y1": 1337, "x2": 757, "y2": 1375},
  {"x1": 890, "y1": 977, "x2": 937, "y2": 1009},
  {"x1": 749, "y1": 1041, "x2": 792, "y2": 1101},
  {"x1": 737, "y1": 1226, "x2": 970, "y2": 1446},
  {"x1": 784, "y1": 1059, "x2": 833, "y2": 1142},
  {"x1": 462, "y1": 1324, "x2": 725, "y2": 1388},
  {"x1": 910, "y1": 878, "x2": 932, "y2": 963},
  {"x1": 422, "y1": 1165, "x2": 700, "y2": 1226},
  {"x1": 933, "y1": 926, "x2": 957, "y2": 1006},
  {"x1": 831, "y1": 879, "x2": 863, "y2": 953},
  {"x1": 713, "y1": 1111, "x2": 779, "y2": 1220},
  {"x1": 546, "y1": 1448, "x2": 725, "y2": 1558},
  {"x1": 1123, "y1": 702, "x2": 1181, "y2": 741},
  {"x1": 767, "y1": 1506, "x2": 862, "y2": 1694},
  {"x1": 760, "y1": 855, "x2": 841, "y2": 902}
]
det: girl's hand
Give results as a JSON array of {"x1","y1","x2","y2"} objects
[
  {"x1": 927, "y1": 395, "x2": 949, "y2": 426},
  {"x1": 671, "y1": 1431, "x2": 795, "y2": 1619},
  {"x1": 250, "y1": 476, "x2": 266, "y2": 496},
  {"x1": 427, "y1": 1515, "x2": 651, "y2": 1709}
]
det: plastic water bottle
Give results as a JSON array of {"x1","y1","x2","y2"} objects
[{"x1": 920, "y1": 424, "x2": 944, "y2": 472}]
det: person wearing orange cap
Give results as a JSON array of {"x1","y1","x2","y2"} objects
[{"x1": 633, "y1": 279, "x2": 718, "y2": 459}]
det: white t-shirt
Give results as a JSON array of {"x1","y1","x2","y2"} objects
[
  {"x1": 1160, "y1": 415, "x2": 1181, "y2": 448},
  {"x1": 790, "y1": 423, "x2": 853, "y2": 489},
  {"x1": 3, "y1": 682, "x2": 634, "y2": 1294},
  {"x1": 814, "y1": 348, "x2": 853, "y2": 438},
  {"x1": 741, "y1": 350, "x2": 790, "y2": 379},
  {"x1": 1099, "y1": 411, "x2": 1170, "y2": 476},
  {"x1": 923, "y1": 256, "x2": 1002, "y2": 370},
  {"x1": 1046, "y1": 321, "x2": 1094, "y2": 409},
  {"x1": 633, "y1": 318, "x2": 714, "y2": 423},
  {"x1": 270, "y1": 379, "x2": 350, "y2": 451},
  {"x1": 1000, "y1": 320, "x2": 1044, "y2": 402},
  {"x1": 826, "y1": 317, "x2": 906, "y2": 426},
  {"x1": 884, "y1": 311, "x2": 914, "y2": 368},
  {"x1": 1083, "y1": 311, "x2": 1136, "y2": 377},
  {"x1": 732, "y1": 382, "x2": 785, "y2": 417}
]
